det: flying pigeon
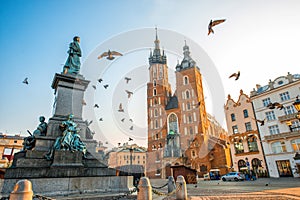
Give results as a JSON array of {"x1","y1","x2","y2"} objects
[
  {"x1": 125, "y1": 90, "x2": 133, "y2": 98},
  {"x1": 97, "y1": 50, "x2": 123, "y2": 60},
  {"x1": 103, "y1": 84, "x2": 109, "y2": 89},
  {"x1": 267, "y1": 102, "x2": 284, "y2": 110},
  {"x1": 129, "y1": 126, "x2": 133, "y2": 131},
  {"x1": 23, "y1": 78, "x2": 29, "y2": 85},
  {"x1": 118, "y1": 142, "x2": 121, "y2": 146},
  {"x1": 253, "y1": 118, "x2": 266, "y2": 126},
  {"x1": 208, "y1": 19, "x2": 226, "y2": 35},
  {"x1": 92, "y1": 85, "x2": 96, "y2": 90},
  {"x1": 121, "y1": 118, "x2": 125, "y2": 122},
  {"x1": 99, "y1": 118, "x2": 103, "y2": 121},
  {"x1": 98, "y1": 78, "x2": 103, "y2": 83},
  {"x1": 94, "y1": 104, "x2": 99, "y2": 108},
  {"x1": 129, "y1": 137, "x2": 133, "y2": 141},
  {"x1": 118, "y1": 103, "x2": 124, "y2": 112},
  {"x1": 125, "y1": 77, "x2": 132, "y2": 84},
  {"x1": 129, "y1": 119, "x2": 133, "y2": 122},
  {"x1": 229, "y1": 71, "x2": 240, "y2": 80},
  {"x1": 85, "y1": 120, "x2": 93, "y2": 126}
]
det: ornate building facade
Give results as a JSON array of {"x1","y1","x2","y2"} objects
[
  {"x1": 224, "y1": 89, "x2": 267, "y2": 177},
  {"x1": 250, "y1": 73, "x2": 300, "y2": 178},
  {"x1": 146, "y1": 30, "x2": 230, "y2": 178}
]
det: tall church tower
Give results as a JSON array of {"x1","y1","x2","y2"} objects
[
  {"x1": 147, "y1": 29, "x2": 172, "y2": 178},
  {"x1": 175, "y1": 41, "x2": 209, "y2": 148}
]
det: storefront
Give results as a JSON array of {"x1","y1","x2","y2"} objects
[{"x1": 276, "y1": 160, "x2": 293, "y2": 177}]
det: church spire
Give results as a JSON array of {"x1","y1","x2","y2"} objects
[{"x1": 149, "y1": 27, "x2": 167, "y2": 64}]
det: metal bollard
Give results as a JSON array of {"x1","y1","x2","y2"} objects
[
  {"x1": 168, "y1": 176, "x2": 176, "y2": 193},
  {"x1": 176, "y1": 175, "x2": 188, "y2": 200},
  {"x1": 9, "y1": 179, "x2": 33, "y2": 200},
  {"x1": 137, "y1": 177, "x2": 152, "y2": 200}
]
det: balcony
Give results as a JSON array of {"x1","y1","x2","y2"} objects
[
  {"x1": 278, "y1": 113, "x2": 299, "y2": 122},
  {"x1": 264, "y1": 130, "x2": 300, "y2": 141}
]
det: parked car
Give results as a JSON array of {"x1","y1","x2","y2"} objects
[{"x1": 221, "y1": 172, "x2": 245, "y2": 181}]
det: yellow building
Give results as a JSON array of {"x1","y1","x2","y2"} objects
[
  {"x1": 108, "y1": 143, "x2": 147, "y2": 174},
  {"x1": 0, "y1": 133, "x2": 24, "y2": 168}
]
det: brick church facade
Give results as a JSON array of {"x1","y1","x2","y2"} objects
[{"x1": 146, "y1": 29, "x2": 231, "y2": 178}]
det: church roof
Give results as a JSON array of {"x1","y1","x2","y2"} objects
[
  {"x1": 176, "y1": 41, "x2": 198, "y2": 71},
  {"x1": 165, "y1": 95, "x2": 178, "y2": 110}
]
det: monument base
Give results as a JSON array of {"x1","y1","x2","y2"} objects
[
  {"x1": 1, "y1": 176, "x2": 134, "y2": 197},
  {"x1": 1, "y1": 150, "x2": 134, "y2": 197}
]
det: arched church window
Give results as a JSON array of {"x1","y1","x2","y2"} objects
[
  {"x1": 153, "y1": 89, "x2": 157, "y2": 96},
  {"x1": 186, "y1": 90, "x2": 190, "y2": 99},
  {"x1": 154, "y1": 109, "x2": 158, "y2": 117},
  {"x1": 184, "y1": 76, "x2": 189, "y2": 85},
  {"x1": 168, "y1": 113, "x2": 178, "y2": 134},
  {"x1": 159, "y1": 66, "x2": 163, "y2": 79},
  {"x1": 187, "y1": 102, "x2": 191, "y2": 110},
  {"x1": 155, "y1": 120, "x2": 159, "y2": 129},
  {"x1": 153, "y1": 79, "x2": 157, "y2": 87}
]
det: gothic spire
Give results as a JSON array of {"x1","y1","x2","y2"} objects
[{"x1": 148, "y1": 27, "x2": 167, "y2": 64}]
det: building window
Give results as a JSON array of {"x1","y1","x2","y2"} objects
[
  {"x1": 245, "y1": 122, "x2": 252, "y2": 131},
  {"x1": 266, "y1": 111, "x2": 276, "y2": 121},
  {"x1": 269, "y1": 125, "x2": 280, "y2": 135},
  {"x1": 153, "y1": 89, "x2": 157, "y2": 96},
  {"x1": 155, "y1": 120, "x2": 159, "y2": 129},
  {"x1": 153, "y1": 79, "x2": 157, "y2": 87},
  {"x1": 154, "y1": 98, "x2": 158, "y2": 105},
  {"x1": 243, "y1": 109, "x2": 249, "y2": 118},
  {"x1": 155, "y1": 133, "x2": 159, "y2": 140},
  {"x1": 280, "y1": 91, "x2": 290, "y2": 101},
  {"x1": 247, "y1": 135, "x2": 258, "y2": 152},
  {"x1": 291, "y1": 120, "x2": 300, "y2": 131},
  {"x1": 184, "y1": 76, "x2": 189, "y2": 85},
  {"x1": 154, "y1": 109, "x2": 158, "y2": 117},
  {"x1": 291, "y1": 138, "x2": 300, "y2": 151},
  {"x1": 262, "y1": 98, "x2": 271, "y2": 107},
  {"x1": 234, "y1": 139, "x2": 244, "y2": 154},
  {"x1": 186, "y1": 90, "x2": 190, "y2": 99},
  {"x1": 271, "y1": 141, "x2": 287, "y2": 153},
  {"x1": 231, "y1": 113, "x2": 236, "y2": 121},
  {"x1": 284, "y1": 105, "x2": 295, "y2": 115},
  {"x1": 189, "y1": 127, "x2": 193, "y2": 135},
  {"x1": 153, "y1": 66, "x2": 157, "y2": 78},
  {"x1": 188, "y1": 115, "x2": 192, "y2": 123},
  {"x1": 187, "y1": 102, "x2": 191, "y2": 110},
  {"x1": 232, "y1": 125, "x2": 238, "y2": 134},
  {"x1": 192, "y1": 150, "x2": 196, "y2": 157},
  {"x1": 159, "y1": 66, "x2": 163, "y2": 79}
]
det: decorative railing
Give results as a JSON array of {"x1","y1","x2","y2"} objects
[
  {"x1": 264, "y1": 130, "x2": 300, "y2": 141},
  {"x1": 278, "y1": 113, "x2": 298, "y2": 122}
]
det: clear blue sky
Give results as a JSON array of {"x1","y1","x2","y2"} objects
[{"x1": 1, "y1": 0, "x2": 300, "y2": 148}]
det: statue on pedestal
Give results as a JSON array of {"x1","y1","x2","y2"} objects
[
  {"x1": 63, "y1": 36, "x2": 81, "y2": 75},
  {"x1": 23, "y1": 116, "x2": 47, "y2": 150},
  {"x1": 45, "y1": 114, "x2": 87, "y2": 160}
]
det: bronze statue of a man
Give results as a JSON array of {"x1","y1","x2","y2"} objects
[
  {"x1": 23, "y1": 116, "x2": 47, "y2": 151},
  {"x1": 63, "y1": 36, "x2": 81, "y2": 75}
]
